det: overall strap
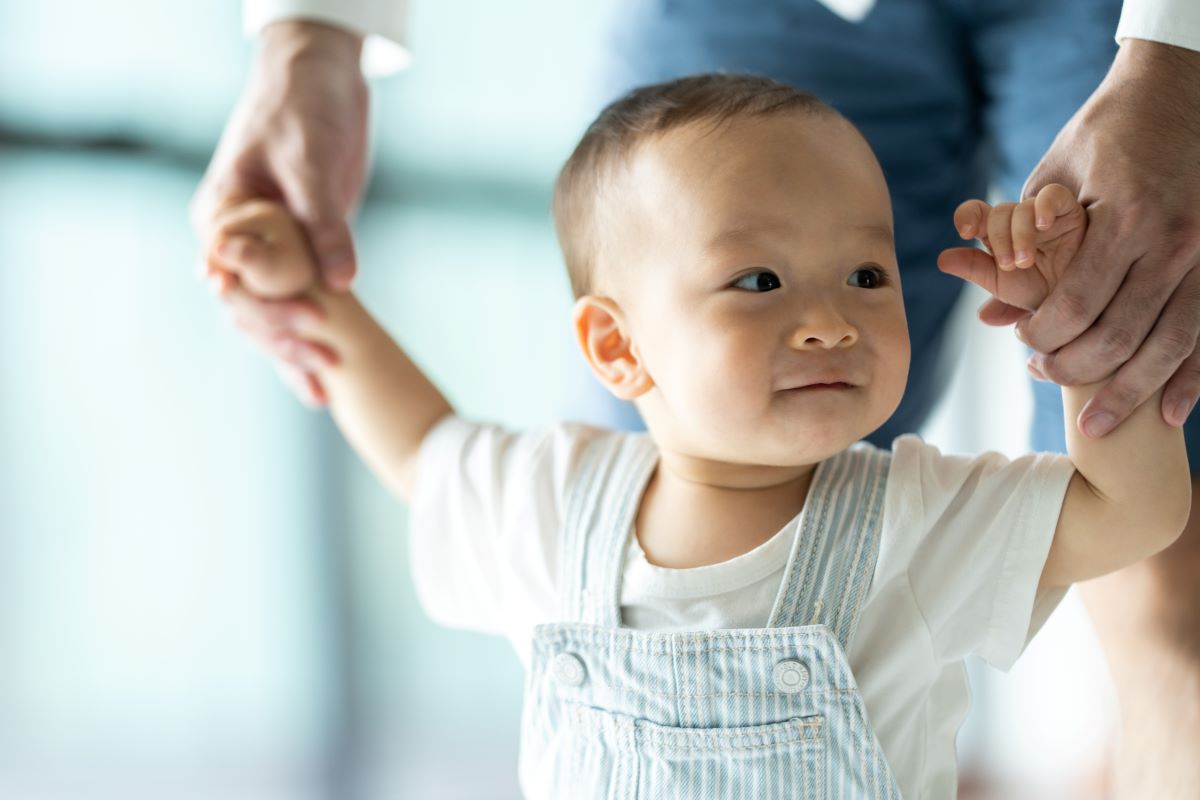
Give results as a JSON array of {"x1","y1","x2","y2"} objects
[
  {"x1": 558, "y1": 430, "x2": 659, "y2": 626},
  {"x1": 767, "y1": 443, "x2": 892, "y2": 652}
]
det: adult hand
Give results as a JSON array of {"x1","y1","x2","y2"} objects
[
  {"x1": 191, "y1": 20, "x2": 369, "y2": 406},
  {"x1": 979, "y1": 40, "x2": 1200, "y2": 438}
]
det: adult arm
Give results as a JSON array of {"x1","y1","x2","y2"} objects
[
  {"x1": 193, "y1": 2, "x2": 412, "y2": 405},
  {"x1": 984, "y1": 14, "x2": 1200, "y2": 438}
]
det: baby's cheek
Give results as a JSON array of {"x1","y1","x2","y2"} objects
[
  {"x1": 875, "y1": 319, "x2": 911, "y2": 417},
  {"x1": 696, "y1": 336, "x2": 767, "y2": 405}
]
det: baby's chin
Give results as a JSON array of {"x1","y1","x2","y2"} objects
[
  {"x1": 762, "y1": 414, "x2": 886, "y2": 460},
  {"x1": 638, "y1": 395, "x2": 888, "y2": 464},
  {"x1": 759, "y1": 435, "x2": 865, "y2": 467},
  {"x1": 702, "y1": 422, "x2": 875, "y2": 468}
]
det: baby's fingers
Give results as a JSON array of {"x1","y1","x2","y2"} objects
[
  {"x1": 1033, "y1": 183, "x2": 1082, "y2": 230},
  {"x1": 1010, "y1": 200, "x2": 1038, "y2": 269},
  {"x1": 986, "y1": 202, "x2": 1018, "y2": 271},
  {"x1": 937, "y1": 246, "x2": 1001, "y2": 296},
  {"x1": 953, "y1": 199, "x2": 991, "y2": 241},
  {"x1": 210, "y1": 200, "x2": 318, "y2": 298}
]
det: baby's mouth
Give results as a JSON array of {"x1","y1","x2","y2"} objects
[{"x1": 783, "y1": 382, "x2": 854, "y2": 391}]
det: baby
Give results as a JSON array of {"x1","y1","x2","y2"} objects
[{"x1": 203, "y1": 74, "x2": 1189, "y2": 799}]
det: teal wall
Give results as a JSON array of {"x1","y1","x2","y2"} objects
[{"x1": 0, "y1": 2, "x2": 619, "y2": 796}]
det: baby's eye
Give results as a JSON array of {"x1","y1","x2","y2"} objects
[
  {"x1": 732, "y1": 270, "x2": 782, "y2": 292},
  {"x1": 848, "y1": 266, "x2": 890, "y2": 289}
]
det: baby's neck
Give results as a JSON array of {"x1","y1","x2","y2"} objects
[{"x1": 633, "y1": 454, "x2": 818, "y2": 570}]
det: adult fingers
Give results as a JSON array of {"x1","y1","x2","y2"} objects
[
  {"x1": 274, "y1": 361, "x2": 328, "y2": 409},
  {"x1": 1161, "y1": 345, "x2": 1200, "y2": 428},
  {"x1": 1013, "y1": 201, "x2": 1135, "y2": 354},
  {"x1": 1072, "y1": 265, "x2": 1200, "y2": 436},
  {"x1": 210, "y1": 258, "x2": 326, "y2": 333},
  {"x1": 228, "y1": 308, "x2": 341, "y2": 373},
  {"x1": 214, "y1": 271, "x2": 333, "y2": 376},
  {"x1": 1033, "y1": 251, "x2": 1186, "y2": 387}
]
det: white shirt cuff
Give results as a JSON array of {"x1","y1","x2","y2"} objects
[
  {"x1": 1116, "y1": 0, "x2": 1200, "y2": 52},
  {"x1": 243, "y1": 0, "x2": 412, "y2": 77}
]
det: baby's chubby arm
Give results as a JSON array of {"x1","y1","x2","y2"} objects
[
  {"x1": 207, "y1": 200, "x2": 454, "y2": 503},
  {"x1": 938, "y1": 185, "x2": 1191, "y2": 590}
]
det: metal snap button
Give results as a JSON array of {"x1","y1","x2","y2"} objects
[
  {"x1": 773, "y1": 659, "x2": 810, "y2": 693},
  {"x1": 552, "y1": 652, "x2": 587, "y2": 688}
]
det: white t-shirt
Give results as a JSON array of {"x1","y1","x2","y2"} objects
[{"x1": 409, "y1": 415, "x2": 1077, "y2": 800}]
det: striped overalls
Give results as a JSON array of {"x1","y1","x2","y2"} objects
[{"x1": 519, "y1": 430, "x2": 903, "y2": 799}]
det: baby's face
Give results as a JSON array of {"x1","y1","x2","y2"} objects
[{"x1": 600, "y1": 112, "x2": 910, "y2": 466}]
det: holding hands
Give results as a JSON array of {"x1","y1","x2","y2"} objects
[
  {"x1": 938, "y1": 184, "x2": 1087, "y2": 322},
  {"x1": 190, "y1": 21, "x2": 366, "y2": 407},
  {"x1": 203, "y1": 200, "x2": 339, "y2": 401}
]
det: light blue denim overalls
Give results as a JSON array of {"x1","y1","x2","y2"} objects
[{"x1": 519, "y1": 430, "x2": 903, "y2": 799}]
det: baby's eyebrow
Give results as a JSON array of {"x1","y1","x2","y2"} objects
[
  {"x1": 705, "y1": 220, "x2": 894, "y2": 252},
  {"x1": 704, "y1": 218, "x2": 792, "y2": 252}
]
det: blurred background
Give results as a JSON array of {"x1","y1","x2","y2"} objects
[{"x1": 0, "y1": 1, "x2": 1119, "y2": 798}]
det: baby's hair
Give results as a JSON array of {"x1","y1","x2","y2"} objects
[{"x1": 553, "y1": 73, "x2": 841, "y2": 299}]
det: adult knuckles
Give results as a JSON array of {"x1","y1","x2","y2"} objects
[
  {"x1": 1044, "y1": 288, "x2": 1096, "y2": 336},
  {"x1": 1163, "y1": 217, "x2": 1200, "y2": 265},
  {"x1": 1175, "y1": 356, "x2": 1200, "y2": 391},
  {"x1": 1037, "y1": 356, "x2": 1073, "y2": 386},
  {"x1": 1095, "y1": 323, "x2": 1139, "y2": 366},
  {"x1": 1151, "y1": 325, "x2": 1197, "y2": 370},
  {"x1": 1101, "y1": 376, "x2": 1145, "y2": 412}
]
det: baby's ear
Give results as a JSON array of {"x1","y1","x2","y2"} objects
[
  {"x1": 572, "y1": 295, "x2": 654, "y2": 401},
  {"x1": 210, "y1": 200, "x2": 320, "y2": 299}
]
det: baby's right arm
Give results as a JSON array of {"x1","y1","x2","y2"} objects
[
  {"x1": 207, "y1": 200, "x2": 454, "y2": 503},
  {"x1": 938, "y1": 186, "x2": 1191, "y2": 591}
]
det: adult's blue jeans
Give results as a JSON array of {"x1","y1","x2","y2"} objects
[{"x1": 563, "y1": 0, "x2": 1198, "y2": 468}]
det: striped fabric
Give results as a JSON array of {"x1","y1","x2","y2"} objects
[{"x1": 519, "y1": 430, "x2": 901, "y2": 799}]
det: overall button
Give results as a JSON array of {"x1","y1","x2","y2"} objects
[
  {"x1": 773, "y1": 659, "x2": 810, "y2": 693},
  {"x1": 552, "y1": 652, "x2": 587, "y2": 688}
]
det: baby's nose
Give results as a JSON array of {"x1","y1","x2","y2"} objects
[{"x1": 787, "y1": 306, "x2": 859, "y2": 349}]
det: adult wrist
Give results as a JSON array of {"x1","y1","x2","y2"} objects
[
  {"x1": 1083, "y1": 39, "x2": 1200, "y2": 133},
  {"x1": 259, "y1": 19, "x2": 364, "y2": 72},
  {"x1": 1112, "y1": 38, "x2": 1200, "y2": 85}
]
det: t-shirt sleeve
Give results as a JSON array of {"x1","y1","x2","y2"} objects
[
  {"x1": 890, "y1": 435, "x2": 1077, "y2": 671},
  {"x1": 406, "y1": 415, "x2": 595, "y2": 639}
]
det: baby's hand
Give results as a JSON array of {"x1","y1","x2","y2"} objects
[
  {"x1": 937, "y1": 183, "x2": 1087, "y2": 315},
  {"x1": 202, "y1": 200, "x2": 340, "y2": 400},
  {"x1": 204, "y1": 199, "x2": 322, "y2": 298}
]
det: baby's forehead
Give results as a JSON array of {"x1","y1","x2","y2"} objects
[
  {"x1": 587, "y1": 114, "x2": 893, "y2": 288},
  {"x1": 626, "y1": 116, "x2": 888, "y2": 208},
  {"x1": 702, "y1": 216, "x2": 895, "y2": 254}
]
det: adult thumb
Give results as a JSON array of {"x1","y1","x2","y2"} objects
[
  {"x1": 285, "y1": 176, "x2": 359, "y2": 291},
  {"x1": 1020, "y1": 149, "x2": 1077, "y2": 203},
  {"x1": 303, "y1": 212, "x2": 358, "y2": 292}
]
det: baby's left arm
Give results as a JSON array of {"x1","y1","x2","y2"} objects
[
  {"x1": 938, "y1": 186, "x2": 1191, "y2": 591},
  {"x1": 205, "y1": 200, "x2": 455, "y2": 504}
]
